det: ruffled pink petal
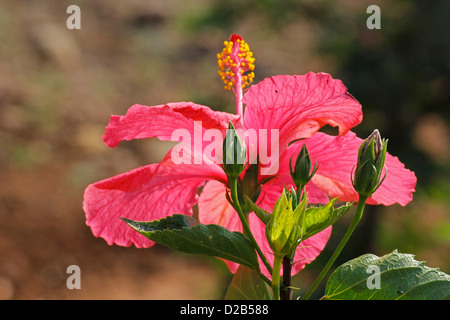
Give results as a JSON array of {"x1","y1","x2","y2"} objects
[
  {"x1": 198, "y1": 180, "x2": 331, "y2": 278},
  {"x1": 292, "y1": 226, "x2": 332, "y2": 274},
  {"x1": 103, "y1": 102, "x2": 240, "y2": 148},
  {"x1": 197, "y1": 180, "x2": 241, "y2": 231},
  {"x1": 84, "y1": 149, "x2": 227, "y2": 248},
  {"x1": 84, "y1": 164, "x2": 161, "y2": 248},
  {"x1": 283, "y1": 132, "x2": 417, "y2": 206},
  {"x1": 242, "y1": 72, "x2": 362, "y2": 153}
]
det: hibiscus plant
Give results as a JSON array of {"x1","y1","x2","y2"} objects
[{"x1": 83, "y1": 34, "x2": 449, "y2": 300}]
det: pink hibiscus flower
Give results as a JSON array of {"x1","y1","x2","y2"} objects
[{"x1": 83, "y1": 35, "x2": 416, "y2": 278}]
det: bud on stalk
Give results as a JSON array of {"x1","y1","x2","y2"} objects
[
  {"x1": 352, "y1": 129, "x2": 388, "y2": 198},
  {"x1": 289, "y1": 144, "x2": 318, "y2": 192},
  {"x1": 266, "y1": 188, "x2": 308, "y2": 300},
  {"x1": 222, "y1": 122, "x2": 246, "y2": 180}
]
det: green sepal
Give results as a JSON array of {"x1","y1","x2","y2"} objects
[{"x1": 301, "y1": 199, "x2": 352, "y2": 241}]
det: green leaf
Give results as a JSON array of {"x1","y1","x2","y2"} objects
[
  {"x1": 302, "y1": 199, "x2": 352, "y2": 241},
  {"x1": 121, "y1": 214, "x2": 259, "y2": 270},
  {"x1": 324, "y1": 250, "x2": 450, "y2": 300},
  {"x1": 224, "y1": 265, "x2": 272, "y2": 300}
]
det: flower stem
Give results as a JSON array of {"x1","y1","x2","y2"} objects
[
  {"x1": 229, "y1": 177, "x2": 273, "y2": 276},
  {"x1": 280, "y1": 255, "x2": 293, "y2": 300},
  {"x1": 272, "y1": 254, "x2": 283, "y2": 300},
  {"x1": 302, "y1": 195, "x2": 368, "y2": 300}
]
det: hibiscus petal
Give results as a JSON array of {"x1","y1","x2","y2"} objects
[
  {"x1": 103, "y1": 102, "x2": 240, "y2": 148},
  {"x1": 258, "y1": 174, "x2": 330, "y2": 207},
  {"x1": 83, "y1": 149, "x2": 226, "y2": 248},
  {"x1": 198, "y1": 180, "x2": 331, "y2": 277},
  {"x1": 242, "y1": 72, "x2": 362, "y2": 151},
  {"x1": 284, "y1": 132, "x2": 417, "y2": 206},
  {"x1": 84, "y1": 164, "x2": 159, "y2": 248},
  {"x1": 291, "y1": 226, "x2": 332, "y2": 275}
]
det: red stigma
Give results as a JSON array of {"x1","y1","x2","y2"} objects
[{"x1": 229, "y1": 34, "x2": 243, "y2": 42}]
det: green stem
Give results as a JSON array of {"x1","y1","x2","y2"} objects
[
  {"x1": 259, "y1": 273, "x2": 272, "y2": 287},
  {"x1": 302, "y1": 195, "x2": 368, "y2": 300},
  {"x1": 296, "y1": 184, "x2": 304, "y2": 202},
  {"x1": 272, "y1": 254, "x2": 283, "y2": 300},
  {"x1": 229, "y1": 177, "x2": 273, "y2": 276}
]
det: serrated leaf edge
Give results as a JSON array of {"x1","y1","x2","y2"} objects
[
  {"x1": 121, "y1": 215, "x2": 260, "y2": 270},
  {"x1": 325, "y1": 250, "x2": 450, "y2": 300}
]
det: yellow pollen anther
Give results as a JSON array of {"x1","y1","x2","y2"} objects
[{"x1": 217, "y1": 34, "x2": 255, "y2": 91}]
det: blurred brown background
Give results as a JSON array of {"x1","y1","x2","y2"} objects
[{"x1": 0, "y1": 0, "x2": 448, "y2": 300}]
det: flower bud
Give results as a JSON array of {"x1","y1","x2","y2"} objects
[
  {"x1": 352, "y1": 129, "x2": 388, "y2": 197},
  {"x1": 289, "y1": 144, "x2": 318, "y2": 190},
  {"x1": 265, "y1": 189, "x2": 307, "y2": 257},
  {"x1": 222, "y1": 122, "x2": 246, "y2": 179}
]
